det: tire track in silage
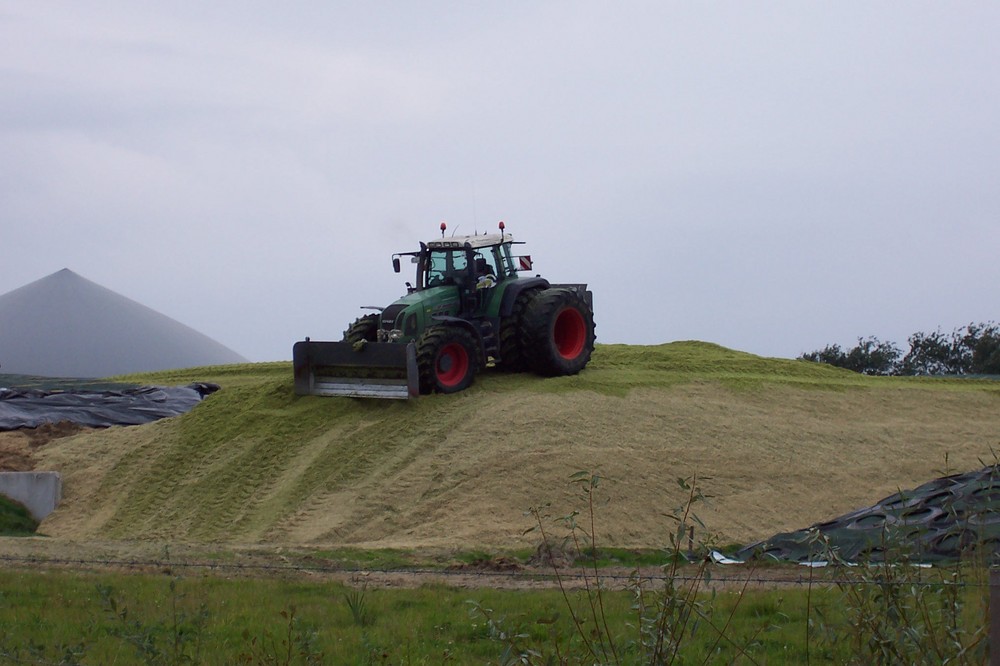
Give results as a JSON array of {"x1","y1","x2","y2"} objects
[
  {"x1": 102, "y1": 384, "x2": 325, "y2": 541},
  {"x1": 239, "y1": 418, "x2": 392, "y2": 541},
  {"x1": 266, "y1": 395, "x2": 491, "y2": 544},
  {"x1": 270, "y1": 391, "x2": 536, "y2": 545}
]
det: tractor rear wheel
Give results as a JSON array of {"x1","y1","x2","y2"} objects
[
  {"x1": 343, "y1": 313, "x2": 379, "y2": 343},
  {"x1": 498, "y1": 288, "x2": 541, "y2": 372},
  {"x1": 521, "y1": 288, "x2": 596, "y2": 376},
  {"x1": 416, "y1": 326, "x2": 479, "y2": 394}
]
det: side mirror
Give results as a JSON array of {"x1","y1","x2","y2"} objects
[{"x1": 392, "y1": 257, "x2": 401, "y2": 273}]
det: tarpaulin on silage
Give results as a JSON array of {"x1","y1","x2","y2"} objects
[
  {"x1": 736, "y1": 465, "x2": 1000, "y2": 564},
  {"x1": 0, "y1": 383, "x2": 219, "y2": 430}
]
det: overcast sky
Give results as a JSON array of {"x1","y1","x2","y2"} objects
[{"x1": 2, "y1": 3, "x2": 998, "y2": 363}]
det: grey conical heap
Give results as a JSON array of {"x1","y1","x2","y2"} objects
[{"x1": 0, "y1": 269, "x2": 248, "y2": 377}]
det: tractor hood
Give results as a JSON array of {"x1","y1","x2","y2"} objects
[{"x1": 378, "y1": 285, "x2": 461, "y2": 342}]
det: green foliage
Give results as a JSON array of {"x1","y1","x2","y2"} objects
[
  {"x1": 901, "y1": 322, "x2": 1000, "y2": 376},
  {"x1": 802, "y1": 321, "x2": 1000, "y2": 376},
  {"x1": 343, "y1": 580, "x2": 374, "y2": 628},
  {"x1": 900, "y1": 329, "x2": 969, "y2": 376},
  {"x1": 814, "y1": 543, "x2": 989, "y2": 665},
  {"x1": 0, "y1": 495, "x2": 38, "y2": 536},
  {"x1": 800, "y1": 336, "x2": 901, "y2": 376}
]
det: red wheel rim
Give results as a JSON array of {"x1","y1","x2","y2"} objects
[
  {"x1": 436, "y1": 342, "x2": 469, "y2": 387},
  {"x1": 553, "y1": 307, "x2": 587, "y2": 360}
]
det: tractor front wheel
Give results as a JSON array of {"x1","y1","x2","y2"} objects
[
  {"x1": 416, "y1": 326, "x2": 479, "y2": 394},
  {"x1": 521, "y1": 288, "x2": 596, "y2": 376},
  {"x1": 342, "y1": 313, "x2": 379, "y2": 343}
]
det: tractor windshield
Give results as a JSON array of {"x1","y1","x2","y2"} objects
[{"x1": 423, "y1": 249, "x2": 468, "y2": 288}]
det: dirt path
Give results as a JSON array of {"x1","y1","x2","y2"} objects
[{"x1": 0, "y1": 536, "x2": 823, "y2": 591}]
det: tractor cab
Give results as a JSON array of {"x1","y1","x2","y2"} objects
[
  {"x1": 393, "y1": 224, "x2": 519, "y2": 293},
  {"x1": 390, "y1": 223, "x2": 523, "y2": 318}
]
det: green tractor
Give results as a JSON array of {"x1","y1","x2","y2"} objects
[{"x1": 293, "y1": 222, "x2": 595, "y2": 398}]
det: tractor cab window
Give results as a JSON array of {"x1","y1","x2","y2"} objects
[
  {"x1": 473, "y1": 251, "x2": 499, "y2": 279},
  {"x1": 497, "y1": 243, "x2": 517, "y2": 277},
  {"x1": 424, "y1": 250, "x2": 468, "y2": 288}
]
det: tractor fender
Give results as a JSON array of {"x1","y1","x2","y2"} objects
[
  {"x1": 498, "y1": 277, "x2": 549, "y2": 317},
  {"x1": 548, "y1": 283, "x2": 593, "y2": 312}
]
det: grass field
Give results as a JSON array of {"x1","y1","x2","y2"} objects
[
  {"x1": 0, "y1": 563, "x2": 989, "y2": 664},
  {"x1": 0, "y1": 567, "x2": 813, "y2": 664}
]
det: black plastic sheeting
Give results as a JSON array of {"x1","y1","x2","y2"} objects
[
  {"x1": 737, "y1": 465, "x2": 1000, "y2": 564},
  {"x1": 0, "y1": 383, "x2": 220, "y2": 430}
]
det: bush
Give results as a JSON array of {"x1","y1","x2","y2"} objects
[
  {"x1": 816, "y1": 535, "x2": 989, "y2": 665},
  {"x1": 800, "y1": 336, "x2": 901, "y2": 376},
  {"x1": 801, "y1": 322, "x2": 1000, "y2": 376}
]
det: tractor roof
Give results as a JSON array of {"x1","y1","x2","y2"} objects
[{"x1": 425, "y1": 233, "x2": 512, "y2": 250}]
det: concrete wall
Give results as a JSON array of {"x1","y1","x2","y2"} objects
[{"x1": 0, "y1": 471, "x2": 62, "y2": 521}]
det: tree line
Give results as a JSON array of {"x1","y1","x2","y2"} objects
[{"x1": 799, "y1": 322, "x2": 1000, "y2": 376}]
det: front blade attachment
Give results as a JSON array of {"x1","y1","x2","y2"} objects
[{"x1": 293, "y1": 340, "x2": 419, "y2": 399}]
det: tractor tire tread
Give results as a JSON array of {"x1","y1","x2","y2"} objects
[{"x1": 520, "y1": 287, "x2": 596, "y2": 377}]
